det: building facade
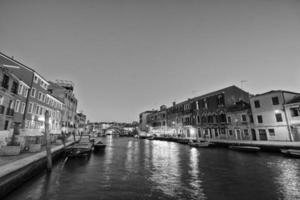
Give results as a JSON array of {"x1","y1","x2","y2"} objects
[
  {"x1": 250, "y1": 90, "x2": 300, "y2": 141},
  {"x1": 285, "y1": 96, "x2": 300, "y2": 141},
  {"x1": 226, "y1": 101, "x2": 254, "y2": 140},
  {"x1": 139, "y1": 110, "x2": 155, "y2": 132},
  {"x1": 75, "y1": 112, "x2": 87, "y2": 134},
  {"x1": 142, "y1": 85, "x2": 252, "y2": 141},
  {"x1": 146, "y1": 106, "x2": 168, "y2": 136},
  {"x1": 0, "y1": 67, "x2": 18, "y2": 142},
  {"x1": 0, "y1": 52, "x2": 64, "y2": 147},
  {"x1": 48, "y1": 80, "x2": 78, "y2": 134}
]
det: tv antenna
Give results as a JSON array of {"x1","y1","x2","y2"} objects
[{"x1": 241, "y1": 80, "x2": 247, "y2": 90}]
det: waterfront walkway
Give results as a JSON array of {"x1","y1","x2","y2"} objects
[
  {"x1": 153, "y1": 136, "x2": 300, "y2": 150},
  {"x1": 207, "y1": 139, "x2": 300, "y2": 148},
  {"x1": 0, "y1": 136, "x2": 77, "y2": 176}
]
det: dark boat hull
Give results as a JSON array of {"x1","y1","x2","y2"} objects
[
  {"x1": 66, "y1": 148, "x2": 92, "y2": 157},
  {"x1": 229, "y1": 145, "x2": 260, "y2": 152},
  {"x1": 281, "y1": 149, "x2": 300, "y2": 158},
  {"x1": 189, "y1": 142, "x2": 210, "y2": 148},
  {"x1": 66, "y1": 143, "x2": 93, "y2": 158},
  {"x1": 94, "y1": 142, "x2": 106, "y2": 151}
]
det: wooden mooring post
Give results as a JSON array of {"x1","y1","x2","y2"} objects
[{"x1": 45, "y1": 111, "x2": 52, "y2": 171}]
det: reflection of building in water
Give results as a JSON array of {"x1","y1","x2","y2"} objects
[
  {"x1": 274, "y1": 160, "x2": 300, "y2": 199},
  {"x1": 189, "y1": 148, "x2": 205, "y2": 199},
  {"x1": 150, "y1": 141, "x2": 180, "y2": 197}
]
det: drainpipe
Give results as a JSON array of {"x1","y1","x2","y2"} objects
[{"x1": 282, "y1": 92, "x2": 293, "y2": 142}]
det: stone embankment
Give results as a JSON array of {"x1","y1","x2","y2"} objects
[{"x1": 0, "y1": 140, "x2": 75, "y2": 199}]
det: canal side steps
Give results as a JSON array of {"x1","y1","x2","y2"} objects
[{"x1": 0, "y1": 140, "x2": 76, "y2": 199}]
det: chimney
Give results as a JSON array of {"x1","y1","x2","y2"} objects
[{"x1": 173, "y1": 101, "x2": 176, "y2": 106}]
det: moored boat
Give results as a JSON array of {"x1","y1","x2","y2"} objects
[
  {"x1": 65, "y1": 143, "x2": 93, "y2": 157},
  {"x1": 189, "y1": 141, "x2": 211, "y2": 148},
  {"x1": 281, "y1": 149, "x2": 300, "y2": 158},
  {"x1": 94, "y1": 141, "x2": 106, "y2": 151},
  {"x1": 65, "y1": 135, "x2": 94, "y2": 157},
  {"x1": 229, "y1": 145, "x2": 260, "y2": 152}
]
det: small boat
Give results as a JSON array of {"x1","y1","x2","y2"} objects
[
  {"x1": 147, "y1": 136, "x2": 155, "y2": 140},
  {"x1": 176, "y1": 138, "x2": 190, "y2": 144},
  {"x1": 189, "y1": 141, "x2": 211, "y2": 148},
  {"x1": 94, "y1": 141, "x2": 106, "y2": 151},
  {"x1": 229, "y1": 145, "x2": 260, "y2": 152},
  {"x1": 66, "y1": 135, "x2": 94, "y2": 157},
  {"x1": 281, "y1": 149, "x2": 300, "y2": 158},
  {"x1": 65, "y1": 143, "x2": 93, "y2": 157}
]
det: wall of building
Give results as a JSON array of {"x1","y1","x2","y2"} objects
[
  {"x1": 285, "y1": 103, "x2": 300, "y2": 141},
  {"x1": 250, "y1": 91, "x2": 298, "y2": 141}
]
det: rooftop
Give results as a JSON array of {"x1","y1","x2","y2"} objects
[{"x1": 253, "y1": 90, "x2": 300, "y2": 97}]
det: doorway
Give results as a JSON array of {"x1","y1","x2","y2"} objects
[{"x1": 251, "y1": 129, "x2": 257, "y2": 141}]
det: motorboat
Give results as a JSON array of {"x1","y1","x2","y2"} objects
[{"x1": 229, "y1": 145, "x2": 260, "y2": 152}]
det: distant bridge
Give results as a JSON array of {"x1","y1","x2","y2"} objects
[{"x1": 103, "y1": 125, "x2": 125, "y2": 135}]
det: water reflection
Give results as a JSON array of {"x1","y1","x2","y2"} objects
[
  {"x1": 150, "y1": 141, "x2": 180, "y2": 197},
  {"x1": 189, "y1": 148, "x2": 206, "y2": 199},
  {"x1": 125, "y1": 140, "x2": 140, "y2": 174},
  {"x1": 4, "y1": 138, "x2": 300, "y2": 200},
  {"x1": 103, "y1": 136, "x2": 114, "y2": 182},
  {"x1": 273, "y1": 159, "x2": 300, "y2": 199}
]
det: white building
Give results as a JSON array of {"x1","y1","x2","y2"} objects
[
  {"x1": 250, "y1": 90, "x2": 300, "y2": 141},
  {"x1": 285, "y1": 96, "x2": 300, "y2": 141}
]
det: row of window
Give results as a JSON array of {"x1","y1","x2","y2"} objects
[
  {"x1": 169, "y1": 95, "x2": 225, "y2": 114},
  {"x1": 33, "y1": 74, "x2": 48, "y2": 90},
  {"x1": 202, "y1": 128, "x2": 275, "y2": 138},
  {"x1": 254, "y1": 96, "x2": 279, "y2": 108},
  {"x1": 17, "y1": 84, "x2": 29, "y2": 98},
  {"x1": 30, "y1": 88, "x2": 62, "y2": 110},
  {"x1": 1, "y1": 74, "x2": 30, "y2": 99},
  {"x1": 27, "y1": 102, "x2": 61, "y2": 120},
  {"x1": 2, "y1": 74, "x2": 20, "y2": 95},
  {"x1": 227, "y1": 114, "x2": 250, "y2": 123},
  {"x1": 158, "y1": 109, "x2": 299, "y2": 127},
  {"x1": 25, "y1": 119, "x2": 60, "y2": 130},
  {"x1": 14, "y1": 100, "x2": 26, "y2": 114},
  {"x1": 256, "y1": 113, "x2": 283, "y2": 123}
]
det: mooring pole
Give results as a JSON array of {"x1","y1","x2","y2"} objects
[{"x1": 45, "y1": 111, "x2": 52, "y2": 171}]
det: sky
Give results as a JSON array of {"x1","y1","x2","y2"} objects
[{"x1": 0, "y1": 0, "x2": 300, "y2": 123}]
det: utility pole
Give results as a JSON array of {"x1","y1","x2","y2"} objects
[{"x1": 45, "y1": 111, "x2": 52, "y2": 171}]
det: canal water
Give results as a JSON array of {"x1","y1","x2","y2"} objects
[{"x1": 4, "y1": 137, "x2": 300, "y2": 200}]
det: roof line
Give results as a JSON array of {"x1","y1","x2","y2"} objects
[
  {"x1": 0, "y1": 51, "x2": 50, "y2": 84},
  {"x1": 254, "y1": 90, "x2": 300, "y2": 97},
  {"x1": 168, "y1": 85, "x2": 245, "y2": 108}
]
